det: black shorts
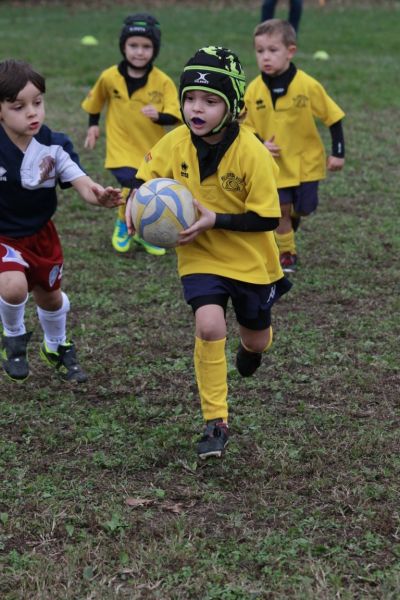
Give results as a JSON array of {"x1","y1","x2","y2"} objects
[
  {"x1": 181, "y1": 273, "x2": 292, "y2": 331},
  {"x1": 279, "y1": 181, "x2": 319, "y2": 216}
]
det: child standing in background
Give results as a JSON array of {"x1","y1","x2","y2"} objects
[
  {"x1": 126, "y1": 47, "x2": 291, "y2": 459},
  {"x1": 0, "y1": 60, "x2": 122, "y2": 383},
  {"x1": 244, "y1": 19, "x2": 345, "y2": 272},
  {"x1": 82, "y1": 13, "x2": 181, "y2": 256}
]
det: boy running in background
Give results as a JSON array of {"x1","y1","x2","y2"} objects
[
  {"x1": 82, "y1": 13, "x2": 181, "y2": 256},
  {"x1": 0, "y1": 59, "x2": 122, "y2": 383},
  {"x1": 244, "y1": 19, "x2": 345, "y2": 272},
  {"x1": 126, "y1": 47, "x2": 291, "y2": 459}
]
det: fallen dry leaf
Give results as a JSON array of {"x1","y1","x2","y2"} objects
[
  {"x1": 160, "y1": 501, "x2": 184, "y2": 514},
  {"x1": 125, "y1": 497, "x2": 154, "y2": 508}
]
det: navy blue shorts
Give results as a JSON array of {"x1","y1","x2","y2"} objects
[
  {"x1": 279, "y1": 181, "x2": 319, "y2": 216},
  {"x1": 181, "y1": 274, "x2": 292, "y2": 331},
  {"x1": 109, "y1": 167, "x2": 137, "y2": 188}
]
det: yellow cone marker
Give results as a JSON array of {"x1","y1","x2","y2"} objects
[{"x1": 81, "y1": 35, "x2": 98, "y2": 46}]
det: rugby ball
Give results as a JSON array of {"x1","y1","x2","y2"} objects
[{"x1": 131, "y1": 178, "x2": 196, "y2": 248}]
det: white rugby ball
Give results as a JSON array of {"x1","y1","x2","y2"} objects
[{"x1": 131, "y1": 178, "x2": 196, "y2": 248}]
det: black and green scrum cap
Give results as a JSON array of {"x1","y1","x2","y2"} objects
[
  {"x1": 179, "y1": 46, "x2": 246, "y2": 123},
  {"x1": 119, "y1": 13, "x2": 161, "y2": 58}
]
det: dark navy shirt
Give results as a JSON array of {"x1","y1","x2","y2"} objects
[{"x1": 0, "y1": 124, "x2": 85, "y2": 238}]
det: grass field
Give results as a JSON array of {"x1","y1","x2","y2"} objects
[{"x1": 0, "y1": 1, "x2": 399, "y2": 598}]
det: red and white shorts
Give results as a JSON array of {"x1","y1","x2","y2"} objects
[{"x1": 0, "y1": 220, "x2": 63, "y2": 292}]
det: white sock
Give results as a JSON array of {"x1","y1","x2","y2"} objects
[
  {"x1": 37, "y1": 291, "x2": 70, "y2": 352},
  {"x1": 0, "y1": 294, "x2": 28, "y2": 337}
]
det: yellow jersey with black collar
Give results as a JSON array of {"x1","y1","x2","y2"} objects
[
  {"x1": 136, "y1": 124, "x2": 283, "y2": 285},
  {"x1": 244, "y1": 69, "x2": 345, "y2": 187},
  {"x1": 81, "y1": 65, "x2": 181, "y2": 169}
]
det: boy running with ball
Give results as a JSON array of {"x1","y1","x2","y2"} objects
[{"x1": 126, "y1": 47, "x2": 291, "y2": 459}]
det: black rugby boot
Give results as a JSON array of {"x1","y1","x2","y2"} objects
[
  {"x1": 236, "y1": 343, "x2": 262, "y2": 377},
  {"x1": 40, "y1": 341, "x2": 88, "y2": 383},
  {"x1": 197, "y1": 419, "x2": 229, "y2": 460},
  {"x1": 1, "y1": 332, "x2": 32, "y2": 381}
]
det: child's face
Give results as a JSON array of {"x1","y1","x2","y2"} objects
[
  {"x1": 183, "y1": 90, "x2": 227, "y2": 141},
  {"x1": 0, "y1": 81, "x2": 45, "y2": 147},
  {"x1": 254, "y1": 33, "x2": 296, "y2": 76},
  {"x1": 124, "y1": 35, "x2": 154, "y2": 69}
]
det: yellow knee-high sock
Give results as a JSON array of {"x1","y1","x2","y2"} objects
[
  {"x1": 117, "y1": 187, "x2": 130, "y2": 221},
  {"x1": 275, "y1": 230, "x2": 296, "y2": 255},
  {"x1": 117, "y1": 204, "x2": 126, "y2": 221},
  {"x1": 194, "y1": 337, "x2": 228, "y2": 422}
]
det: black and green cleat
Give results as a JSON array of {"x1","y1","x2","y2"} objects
[{"x1": 40, "y1": 340, "x2": 88, "y2": 383}]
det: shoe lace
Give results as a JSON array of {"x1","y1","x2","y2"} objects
[
  {"x1": 204, "y1": 420, "x2": 228, "y2": 439},
  {"x1": 3, "y1": 332, "x2": 31, "y2": 360},
  {"x1": 59, "y1": 344, "x2": 81, "y2": 371}
]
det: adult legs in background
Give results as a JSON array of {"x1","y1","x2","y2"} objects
[
  {"x1": 288, "y1": 0, "x2": 303, "y2": 33},
  {"x1": 261, "y1": 0, "x2": 278, "y2": 21},
  {"x1": 261, "y1": 0, "x2": 303, "y2": 32}
]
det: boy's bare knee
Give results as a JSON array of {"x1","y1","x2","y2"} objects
[
  {"x1": 196, "y1": 321, "x2": 225, "y2": 341},
  {"x1": 32, "y1": 286, "x2": 63, "y2": 311},
  {"x1": 241, "y1": 326, "x2": 272, "y2": 354},
  {"x1": 195, "y1": 306, "x2": 226, "y2": 341},
  {"x1": 0, "y1": 271, "x2": 28, "y2": 304}
]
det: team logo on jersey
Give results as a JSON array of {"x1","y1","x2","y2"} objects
[
  {"x1": 112, "y1": 89, "x2": 122, "y2": 99},
  {"x1": 180, "y1": 162, "x2": 189, "y2": 178},
  {"x1": 144, "y1": 152, "x2": 152, "y2": 163},
  {"x1": 149, "y1": 91, "x2": 163, "y2": 104},
  {"x1": 194, "y1": 72, "x2": 210, "y2": 84},
  {"x1": 0, "y1": 166, "x2": 7, "y2": 181},
  {"x1": 0, "y1": 244, "x2": 29, "y2": 268},
  {"x1": 49, "y1": 264, "x2": 62, "y2": 288},
  {"x1": 293, "y1": 94, "x2": 309, "y2": 108},
  {"x1": 39, "y1": 156, "x2": 56, "y2": 184},
  {"x1": 221, "y1": 172, "x2": 244, "y2": 192},
  {"x1": 256, "y1": 99, "x2": 265, "y2": 110}
]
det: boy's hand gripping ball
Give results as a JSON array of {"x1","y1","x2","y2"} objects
[{"x1": 131, "y1": 178, "x2": 196, "y2": 248}]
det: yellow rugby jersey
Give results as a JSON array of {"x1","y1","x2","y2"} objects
[
  {"x1": 81, "y1": 65, "x2": 181, "y2": 169},
  {"x1": 136, "y1": 125, "x2": 283, "y2": 285},
  {"x1": 244, "y1": 69, "x2": 345, "y2": 187}
]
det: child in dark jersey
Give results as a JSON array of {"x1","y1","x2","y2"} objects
[{"x1": 0, "y1": 59, "x2": 122, "y2": 383}]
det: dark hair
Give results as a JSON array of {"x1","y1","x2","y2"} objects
[{"x1": 0, "y1": 59, "x2": 45, "y2": 103}]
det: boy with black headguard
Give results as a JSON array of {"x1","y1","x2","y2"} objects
[
  {"x1": 126, "y1": 47, "x2": 291, "y2": 459},
  {"x1": 82, "y1": 13, "x2": 181, "y2": 255}
]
